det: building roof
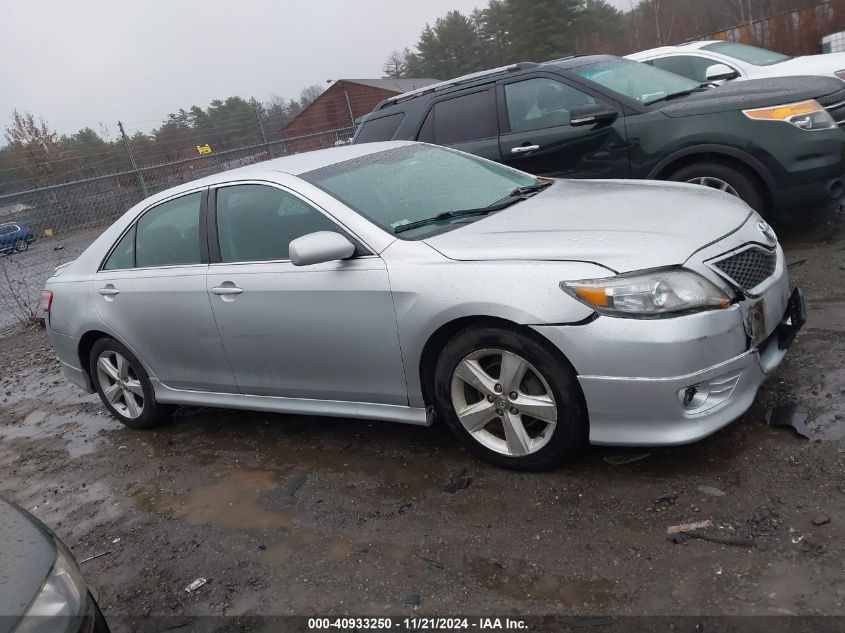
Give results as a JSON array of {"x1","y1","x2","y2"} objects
[{"x1": 342, "y1": 78, "x2": 440, "y2": 92}]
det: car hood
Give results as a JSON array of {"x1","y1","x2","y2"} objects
[
  {"x1": 0, "y1": 498, "x2": 56, "y2": 629},
  {"x1": 657, "y1": 75, "x2": 844, "y2": 117},
  {"x1": 758, "y1": 53, "x2": 845, "y2": 79},
  {"x1": 423, "y1": 180, "x2": 751, "y2": 272}
]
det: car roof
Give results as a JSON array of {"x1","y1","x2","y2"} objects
[
  {"x1": 131, "y1": 141, "x2": 418, "y2": 203},
  {"x1": 364, "y1": 54, "x2": 622, "y2": 118},
  {"x1": 626, "y1": 41, "x2": 721, "y2": 59},
  {"x1": 544, "y1": 54, "x2": 618, "y2": 70}
]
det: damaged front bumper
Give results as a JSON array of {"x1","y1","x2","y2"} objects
[{"x1": 533, "y1": 277, "x2": 805, "y2": 447}]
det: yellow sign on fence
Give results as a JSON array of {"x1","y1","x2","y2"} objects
[{"x1": 196, "y1": 144, "x2": 212, "y2": 155}]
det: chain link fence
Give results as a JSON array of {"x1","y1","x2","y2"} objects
[{"x1": 0, "y1": 125, "x2": 355, "y2": 331}]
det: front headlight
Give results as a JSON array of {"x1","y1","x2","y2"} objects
[
  {"x1": 561, "y1": 268, "x2": 731, "y2": 317},
  {"x1": 743, "y1": 99, "x2": 835, "y2": 130},
  {"x1": 14, "y1": 540, "x2": 89, "y2": 633}
]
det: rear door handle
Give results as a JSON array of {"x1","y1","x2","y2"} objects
[
  {"x1": 98, "y1": 286, "x2": 120, "y2": 296},
  {"x1": 211, "y1": 286, "x2": 244, "y2": 295},
  {"x1": 511, "y1": 144, "x2": 540, "y2": 154}
]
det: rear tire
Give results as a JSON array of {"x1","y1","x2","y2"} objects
[
  {"x1": 668, "y1": 161, "x2": 767, "y2": 215},
  {"x1": 434, "y1": 325, "x2": 588, "y2": 471},
  {"x1": 89, "y1": 337, "x2": 172, "y2": 429}
]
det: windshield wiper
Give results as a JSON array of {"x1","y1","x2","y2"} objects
[
  {"x1": 394, "y1": 181, "x2": 552, "y2": 234},
  {"x1": 645, "y1": 83, "x2": 712, "y2": 105}
]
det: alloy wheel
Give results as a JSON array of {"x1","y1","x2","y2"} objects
[
  {"x1": 96, "y1": 350, "x2": 144, "y2": 419},
  {"x1": 14, "y1": 239, "x2": 28, "y2": 252},
  {"x1": 450, "y1": 348, "x2": 558, "y2": 457},
  {"x1": 685, "y1": 176, "x2": 739, "y2": 197}
]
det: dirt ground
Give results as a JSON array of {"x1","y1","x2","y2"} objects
[{"x1": 0, "y1": 217, "x2": 844, "y2": 627}]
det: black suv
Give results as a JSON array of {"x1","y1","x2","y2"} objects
[{"x1": 354, "y1": 55, "x2": 845, "y2": 220}]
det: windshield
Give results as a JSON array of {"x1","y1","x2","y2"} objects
[
  {"x1": 702, "y1": 41, "x2": 791, "y2": 66},
  {"x1": 300, "y1": 144, "x2": 538, "y2": 239},
  {"x1": 576, "y1": 58, "x2": 701, "y2": 105}
]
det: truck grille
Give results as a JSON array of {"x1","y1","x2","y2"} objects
[{"x1": 713, "y1": 246, "x2": 777, "y2": 291}]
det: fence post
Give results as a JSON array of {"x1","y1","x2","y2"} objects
[
  {"x1": 254, "y1": 107, "x2": 273, "y2": 159},
  {"x1": 117, "y1": 121, "x2": 149, "y2": 199}
]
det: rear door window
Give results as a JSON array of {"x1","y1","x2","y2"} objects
[
  {"x1": 215, "y1": 184, "x2": 339, "y2": 263},
  {"x1": 135, "y1": 192, "x2": 202, "y2": 268},
  {"x1": 355, "y1": 113, "x2": 405, "y2": 143},
  {"x1": 418, "y1": 90, "x2": 497, "y2": 145}
]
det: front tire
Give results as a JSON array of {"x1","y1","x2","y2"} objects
[
  {"x1": 434, "y1": 325, "x2": 588, "y2": 471},
  {"x1": 14, "y1": 239, "x2": 28, "y2": 252},
  {"x1": 668, "y1": 161, "x2": 766, "y2": 215},
  {"x1": 89, "y1": 337, "x2": 172, "y2": 429}
]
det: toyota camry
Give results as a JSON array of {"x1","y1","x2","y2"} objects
[{"x1": 41, "y1": 142, "x2": 804, "y2": 470}]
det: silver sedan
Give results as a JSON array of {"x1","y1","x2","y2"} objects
[{"x1": 42, "y1": 141, "x2": 804, "y2": 470}]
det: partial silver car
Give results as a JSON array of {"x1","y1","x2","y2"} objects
[{"x1": 41, "y1": 142, "x2": 804, "y2": 470}]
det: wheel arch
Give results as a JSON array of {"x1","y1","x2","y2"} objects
[
  {"x1": 648, "y1": 144, "x2": 776, "y2": 194},
  {"x1": 417, "y1": 315, "x2": 585, "y2": 411},
  {"x1": 78, "y1": 330, "x2": 111, "y2": 385},
  {"x1": 77, "y1": 329, "x2": 156, "y2": 388}
]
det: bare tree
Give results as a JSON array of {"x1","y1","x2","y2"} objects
[
  {"x1": 383, "y1": 50, "x2": 409, "y2": 78},
  {"x1": 298, "y1": 84, "x2": 325, "y2": 108}
]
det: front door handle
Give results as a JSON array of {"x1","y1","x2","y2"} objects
[
  {"x1": 511, "y1": 144, "x2": 540, "y2": 154},
  {"x1": 211, "y1": 285, "x2": 244, "y2": 295}
]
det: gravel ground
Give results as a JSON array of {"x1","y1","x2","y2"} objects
[{"x1": 0, "y1": 218, "x2": 844, "y2": 629}]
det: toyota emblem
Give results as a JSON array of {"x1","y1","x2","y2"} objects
[{"x1": 757, "y1": 219, "x2": 776, "y2": 243}]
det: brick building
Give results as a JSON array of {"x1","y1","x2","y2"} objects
[{"x1": 280, "y1": 78, "x2": 438, "y2": 149}]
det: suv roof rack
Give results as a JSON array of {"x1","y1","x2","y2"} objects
[{"x1": 379, "y1": 62, "x2": 539, "y2": 107}]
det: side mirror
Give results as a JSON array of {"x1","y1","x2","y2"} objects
[
  {"x1": 569, "y1": 104, "x2": 618, "y2": 127},
  {"x1": 289, "y1": 231, "x2": 355, "y2": 266},
  {"x1": 705, "y1": 63, "x2": 739, "y2": 82}
]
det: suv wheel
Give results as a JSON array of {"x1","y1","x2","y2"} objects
[
  {"x1": 89, "y1": 337, "x2": 172, "y2": 429},
  {"x1": 434, "y1": 325, "x2": 588, "y2": 471},
  {"x1": 668, "y1": 161, "x2": 766, "y2": 214}
]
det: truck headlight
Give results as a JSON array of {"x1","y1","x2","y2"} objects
[
  {"x1": 14, "y1": 540, "x2": 90, "y2": 633},
  {"x1": 561, "y1": 268, "x2": 731, "y2": 317},
  {"x1": 743, "y1": 99, "x2": 835, "y2": 130}
]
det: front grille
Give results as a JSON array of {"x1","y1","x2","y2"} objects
[
  {"x1": 713, "y1": 246, "x2": 777, "y2": 291},
  {"x1": 818, "y1": 88, "x2": 845, "y2": 124}
]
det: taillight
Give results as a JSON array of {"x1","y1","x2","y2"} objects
[{"x1": 40, "y1": 290, "x2": 53, "y2": 313}]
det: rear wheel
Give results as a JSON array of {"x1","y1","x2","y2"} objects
[
  {"x1": 434, "y1": 325, "x2": 588, "y2": 471},
  {"x1": 89, "y1": 337, "x2": 172, "y2": 429},
  {"x1": 14, "y1": 239, "x2": 28, "y2": 252},
  {"x1": 668, "y1": 161, "x2": 766, "y2": 215}
]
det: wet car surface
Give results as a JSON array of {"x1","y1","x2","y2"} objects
[{"x1": 0, "y1": 220, "x2": 844, "y2": 621}]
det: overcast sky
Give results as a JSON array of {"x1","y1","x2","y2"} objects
[{"x1": 0, "y1": 0, "x2": 634, "y2": 137}]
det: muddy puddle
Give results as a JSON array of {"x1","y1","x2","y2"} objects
[
  {"x1": 0, "y1": 407, "x2": 119, "y2": 458},
  {"x1": 466, "y1": 556, "x2": 623, "y2": 608}
]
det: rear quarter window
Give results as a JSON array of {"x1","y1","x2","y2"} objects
[{"x1": 355, "y1": 113, "x2": 405, "y2": 143}]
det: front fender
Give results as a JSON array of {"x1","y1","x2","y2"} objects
[{"x1": 384, "y1": 242, "x2": 612, "y2": 407}]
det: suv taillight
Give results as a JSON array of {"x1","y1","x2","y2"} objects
[{"x1": 40, "y1": 290, "x2": 53, "y2": 313}]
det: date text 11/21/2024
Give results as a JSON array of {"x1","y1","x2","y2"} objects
[{"x1": 307, "y1": 617, "x2": 529, "y2": 630}]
